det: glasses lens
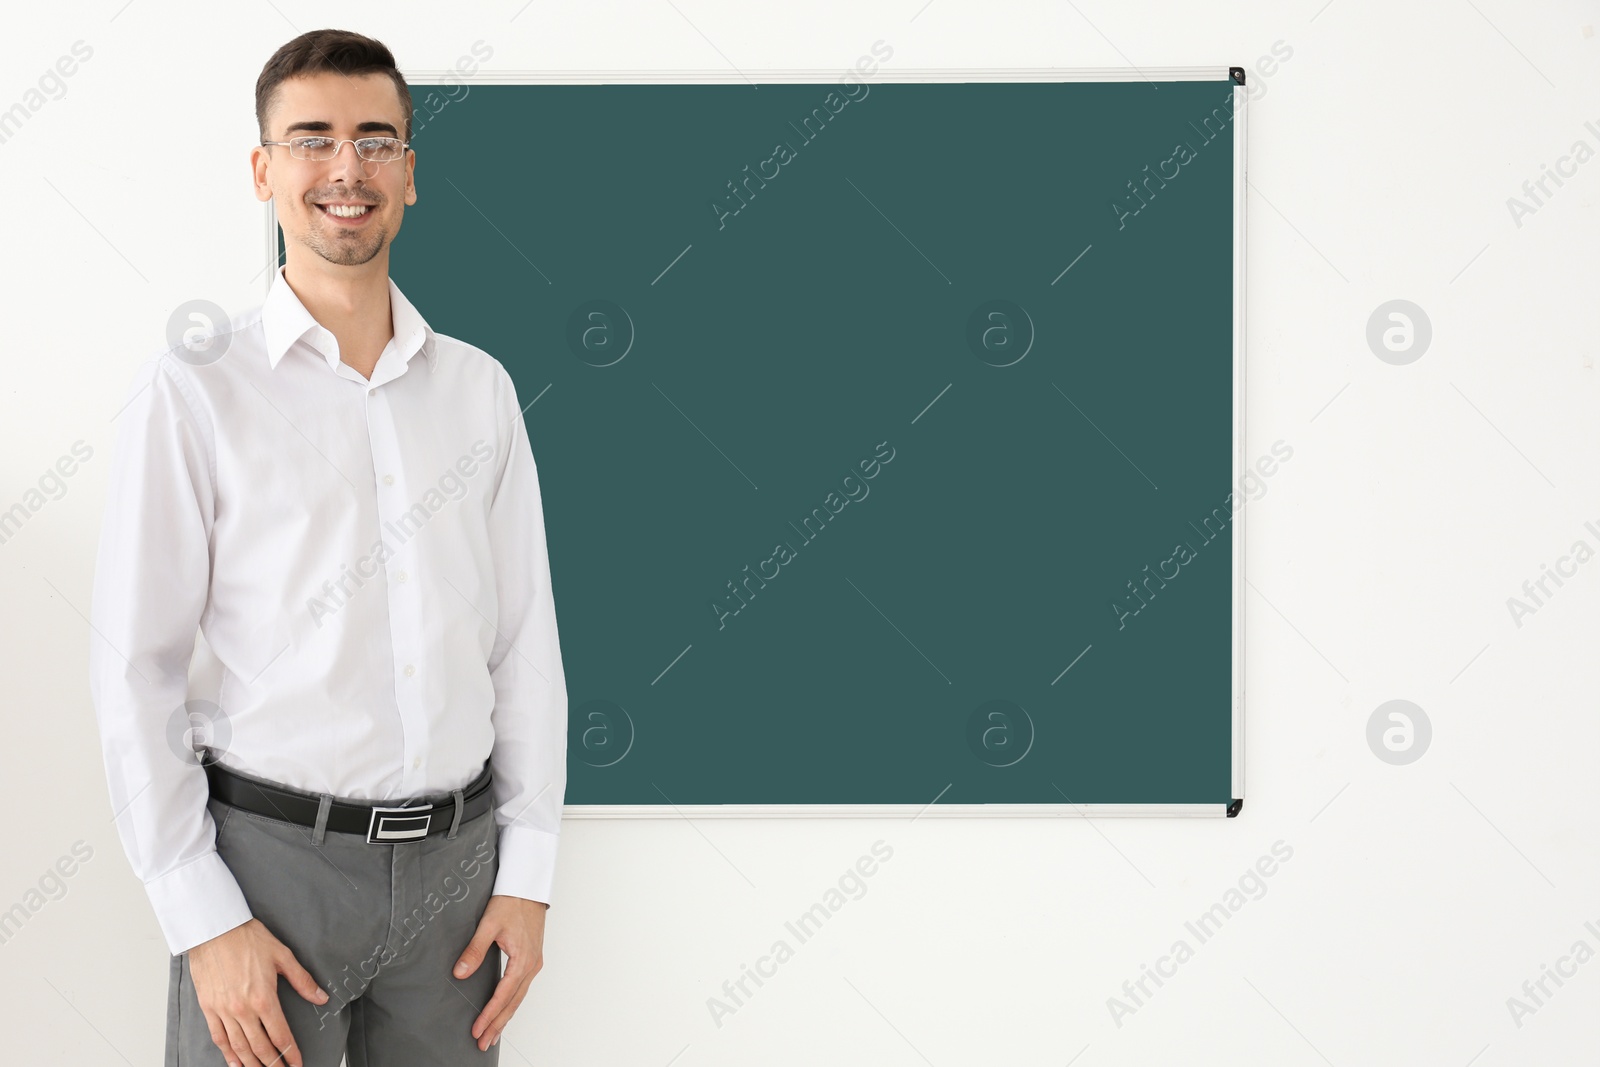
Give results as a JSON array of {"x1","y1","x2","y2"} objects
[
  {"x1": 292, "y1": 137, "x2": 337, "y2": 160},
  {"x1": 357, "y1": 138, "x2": 403, "y2": 163}
]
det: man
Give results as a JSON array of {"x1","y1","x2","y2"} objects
[{"x1": 88, "y1": 29, "x2": 567, "y2": 1066}]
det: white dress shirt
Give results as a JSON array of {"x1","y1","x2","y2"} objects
[{"x1": 89, "y1": 264, "x2": 568, "y2": 957}]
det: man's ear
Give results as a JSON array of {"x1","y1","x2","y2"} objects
[{"x1": 251, "y1": 146, "x2": 274, "y2": 203}]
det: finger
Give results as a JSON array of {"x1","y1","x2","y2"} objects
[
  {"x1": 201, "y1": 1007, "x2": 233, "y2": 1065},
  {"x1": 260, "y1": 1004, "x2": 306, "y2": 1067},
  {"x1": 482, "y1": 975, "x2": 534, "y2": 1049},
  {"x1": 454, "y1": 923, "x2": 500, "y2": 980},
  {"x1": 220, "y1": 1015, "x2": 264, "y2": 1067},
  {"x1": 237, "y1": 1013, "x2": 283, "y2": 1067},
  {"x1": 278, "y1": 952, "x2": 329, "y2": 1007},
  {"x1": 472, "y1": 961, "x2": 519, "y2": 1041}
]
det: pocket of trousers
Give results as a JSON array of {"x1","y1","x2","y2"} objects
[{"x1": 209, "y1": 797, "x2": 236, "y2": 850}]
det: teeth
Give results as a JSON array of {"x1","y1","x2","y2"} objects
[{"x1": 322, "y1": 204, "x2": 370, "y2": 217}]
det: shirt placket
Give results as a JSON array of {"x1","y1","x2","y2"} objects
[{"x1": 364, "y1": 380, "x2": 429, "y2": 795}]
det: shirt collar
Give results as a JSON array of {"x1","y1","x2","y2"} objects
[{"x1": 262, "y1": 264, "x2": 437, "y2": 374}]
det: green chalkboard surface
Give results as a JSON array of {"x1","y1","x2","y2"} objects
[{"x1": 383, "y1": 72, "x2": 1244, "y2": 813}]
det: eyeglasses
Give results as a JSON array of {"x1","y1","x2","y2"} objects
[{"x1": 260, "y1": 136, "x2": 411, "y2": 163}]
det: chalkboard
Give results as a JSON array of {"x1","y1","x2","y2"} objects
[{"x1": 284, "y1": 67, "x2": 1248, "y2": 816}]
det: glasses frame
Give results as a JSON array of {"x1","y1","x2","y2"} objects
[{"x1": 259, "y1": 136, "x2": 412, "y2": 163}]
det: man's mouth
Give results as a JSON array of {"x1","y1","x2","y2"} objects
[{"x1": 314, "y1": 202, "x2": 375, "y2": 224}]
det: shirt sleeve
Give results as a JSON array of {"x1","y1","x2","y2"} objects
[
  {"x1": 88, "y1": 356, "x2": 253, "y2": 956},
  {"x1": 484, "y1": 361, "x2": 569, "y2": 906}
]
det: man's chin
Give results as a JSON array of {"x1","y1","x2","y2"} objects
[{"x1": 306, "y1": 235, "x2": 386, "y2": 267}]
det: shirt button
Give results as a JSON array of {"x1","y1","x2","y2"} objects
[
  {"x1": 396, "y1": 570, "x2": 408, "y2": 583},
  {"x1": 412, "y1": 757, "x2": 422, "y2": 770},
  {"x1": 403, "y1": 664, "x2": 416, "y2": 678},
  {"x1": 383, "y1": 474, "x2": 394, "y2": 486}
]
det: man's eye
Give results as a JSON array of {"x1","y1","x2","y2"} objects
[{"x1": 296, "y1": 138, "x2": 334, "y2": 148}]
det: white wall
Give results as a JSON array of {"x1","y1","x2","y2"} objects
[{"x1": 1, "y1": 1, "x2": 1595, "y2": 1063}]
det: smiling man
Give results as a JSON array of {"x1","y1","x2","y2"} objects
[{"x1": 87, "y1": 29, "x2": 567, "y2": 1067}]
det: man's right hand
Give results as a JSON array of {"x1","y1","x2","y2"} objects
[{"x1": 186, "y1": 918, "x2": 329, "y2": 1067}]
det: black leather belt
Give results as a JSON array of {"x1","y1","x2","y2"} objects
[{"x1": 204, "y1": 754, "x2": 494, "y2": 844}]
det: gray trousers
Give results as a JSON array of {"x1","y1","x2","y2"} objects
[{"x1": 165, "y1": 787, "x2": 502, "y2": 1065}]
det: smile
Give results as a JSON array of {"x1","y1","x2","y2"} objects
[{"x1": 315, "y1": 202, "x2": 375, "y2": 224}]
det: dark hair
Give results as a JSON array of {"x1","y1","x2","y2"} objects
[{"x1": 256, "y1": 29, "x2": 414, "y2": 146}]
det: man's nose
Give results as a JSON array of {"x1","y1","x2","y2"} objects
[{"x1": 326, "y1": 140, "x2": 376, "y2": 182}]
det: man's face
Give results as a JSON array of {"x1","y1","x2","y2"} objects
[{"x1": 252, "y1": 71, "x2": 416, "y2": 268}]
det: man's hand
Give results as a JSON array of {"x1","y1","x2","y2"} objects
[
  {"x1": 186, "y1": 917, "x2": 329, "y2": 1067},
  {"x1": 453, "y1": 894, "x2": 548, "y2": 1051}
]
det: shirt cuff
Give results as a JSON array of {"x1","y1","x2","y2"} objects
[
  {"x1": 145, "y1": 850, "x2": 253, "y2": 957},
  {"x1": 490, "y1": 824, "x2": 560, "y2": 907}
]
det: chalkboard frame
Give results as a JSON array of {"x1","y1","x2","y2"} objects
[{"x1": 260, "y1": 65, "x2": 1250, "y2": 819}]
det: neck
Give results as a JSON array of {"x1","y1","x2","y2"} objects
[{"x1": 280, "y1": 248, "x2": 394, "y2": 380}]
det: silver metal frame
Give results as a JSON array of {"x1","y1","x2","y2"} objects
[
  {"x1": 1231, "y1": 79, "x2": 1248, "y2": 806},
  {"x1": 265, "y1": 67, "x2": 1247, "y2": 819},
  {"x1": 399, "y1": 66, "x2": 1237, "y2": 85}
]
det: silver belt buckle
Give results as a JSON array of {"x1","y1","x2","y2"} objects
[{"x1": 367, "y1": 805, "x2": 433, "y2": 843}]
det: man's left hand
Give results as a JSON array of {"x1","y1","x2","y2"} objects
[{"x1": 453, "y1": 894, "x2": 548, "y2": 1051}]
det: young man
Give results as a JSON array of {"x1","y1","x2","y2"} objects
[{"x1": 88, "y1": 29, "x2": 567, "y2": 1066}]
